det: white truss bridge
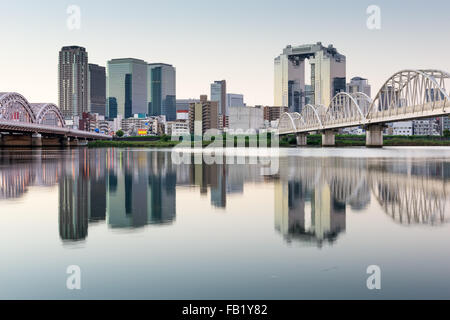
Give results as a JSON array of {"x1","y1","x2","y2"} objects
[{"x1": 278, "y1": 70, "x2": 450, "y2": 146}]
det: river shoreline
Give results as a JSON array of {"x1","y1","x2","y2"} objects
[{"x1": 88, "y1": 134, "x2": 450, "y2": 148}]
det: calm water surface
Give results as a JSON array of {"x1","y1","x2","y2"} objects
[{"x1": 0, "y1": 147, "x2": 449, "y2": 299}]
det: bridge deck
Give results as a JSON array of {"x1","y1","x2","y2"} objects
[{"x1": 0, "y1": 120, "x2": 111, "y2": 140}]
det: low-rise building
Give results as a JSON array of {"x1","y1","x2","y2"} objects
[
  {"x1": 413, "y1": 118, "x2": 440, "y2": 136},
  {"x1": 176, "y1": 110, "x2": 189, "y2": 120},
  {"x1": 228, "y1": 106, "x2": 264, "y2": 132},
  {"x1": 392, "y1": 121, "x2": 413, "y2": 136},
  {"x1": 166, "y1": 120, "x2": 190, "y2": 136}
]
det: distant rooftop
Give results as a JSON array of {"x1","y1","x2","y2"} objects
[
  {"x1": 351, "y1": 76, "x2": 368, "y2": 81},
  {"x1": 61, "y1": 45, "x2": 86, "y2": 51},
  {"x1": 148, "y1": 63, "x2": 173, "y2": 67},
  {"x1": 279, "y1": 42, "x2": 344, "y2": 59},
  {"x1": 108, "y1": 58, "x2": 148, "y2": 64}
]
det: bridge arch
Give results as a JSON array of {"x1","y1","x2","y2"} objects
[
  {"x1": 301, "y1": 104, "x2": 323, "y2": 130},
  {"x1": 0, "y1": 92, "x2": 36, "y2": 123},
  {"x1": 278, "y1": 112, "x2": 297, "y2": 132},
  {"x1": 350, "y1": 92, "x2": 372, "y2": 116},
  {"x1": 30, "y1": 103, "x2": 66, "y2": 127},
  {"x1": 327, "y1": 92, "x2": 367, "y2": 125},
  {"x1": 367, "y1": 69, "x2": 450, "y2": 119}
]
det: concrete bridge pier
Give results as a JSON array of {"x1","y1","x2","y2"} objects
[
  {"x1": 60, "y1": 137, "x2": 70, "y2": 147},
  {"x1": 296, "y1": 133, "x2": 308, "y2": 146},
  {"x1": 70, "y1": 138, "x2": 79, "y2": 147},
  {"x1": 322, "y1": 130, "x2": 336, "y2": 147},
  {"x1": 366, "y1": 124, "x2": 384, "y2": 148},
  {"x1": 31, "y1": 133, "x2": 42, "y2": 147}
]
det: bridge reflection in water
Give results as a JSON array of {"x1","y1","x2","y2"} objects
[
  {"x1": 0, "y1": 149, "x2": 448, "y2": 244},
  {"x1": 274, "y1": 157, "x2": 449, "y2": 246}
]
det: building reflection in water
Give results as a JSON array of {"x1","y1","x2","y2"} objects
[
  {"x1": 0, "y1": 149, "x2": 449, "y2": 244},
  {"x1": 107, "y1": 151, "x2": 176, "y2": 228},
  {"x1": 274, "y1": 158, "x2": 352, "y2": 247}
]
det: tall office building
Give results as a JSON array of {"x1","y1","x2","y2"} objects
[
  {"x1": 211, "y1": 80, "x2": 227, "y2": 115},
  {"x1": 347, "y1": 77, "x2": 371, "y2": 97},
  {"x1": 148, "y1": 63, "x2": 176, "y2": 121},
  {"x1": 107, "y1": 58, "x2": 148, "y2": 119},
  {"x1": 88, "y1": 64, "x2": 106, "y2": 115},
  {"x1": 274, "y1": 42, "x2": 346, "y2": 112},
  {"x1": 58, "y1": 46, "x2": 88, "y2": 119}
]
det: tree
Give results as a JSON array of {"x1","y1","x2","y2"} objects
[
  {"x1": 116, "y1": 130, "x2": 124, "y2": 138},
  {"x1": 444, "y1": 129, "x2": 450, "y2": 137},
  {"x1": 160, "y1": 134, "x2": 170, "y2": 142}
]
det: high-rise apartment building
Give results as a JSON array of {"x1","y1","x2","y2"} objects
[
  {"x1": 88, "y1": 64, "x2": 106, "y2": 115},
  {"x1": 107, "y1": 58, "x2": 148, "y2": 119},
  {"x1": 189, "y1": 95, "x2": 218, "y2": 135},
  {"x1": 211, "y1": 80, "x2": 227, "y2": 115},
  {"x1": 148, "y1": 63, "x2": 176, "y2": 121},
  {"x1": 274, "y1": 42, "x2": 346, "y2": 112},
  {"x1": 347, "y1": 77, "x2": 371, "y2": 97},
  {"x1": 58, "y1": 46, "x2": 88, "y2": 119},
  {"x1": 263, "y1": 106, "x2": 289, "y2": 122}
]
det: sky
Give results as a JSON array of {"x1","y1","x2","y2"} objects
[{"x1": 0, "y1": 0, "x2": 449, "y2": 106}]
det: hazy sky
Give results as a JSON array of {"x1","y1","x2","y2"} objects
[{"x1": 0, "y1": 0, "x2": 449, "y2": 106}]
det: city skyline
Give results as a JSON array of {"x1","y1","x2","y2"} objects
[{"x1": 0, "y1": 0, "x2": 449, "y2": 107}]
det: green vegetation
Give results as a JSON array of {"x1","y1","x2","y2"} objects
[
  {"x1": 279, "y1": 134, "x2": 450, "y2": 147},
  {"x1": 115, "y1": 130, "x2": 124, "y2": 138},
  {"x1": 89, "y1": 133, "x2": 450, "y2": 148},
  {"x1": 444, "y1": 129, "x2": 450, "y2": 137}
]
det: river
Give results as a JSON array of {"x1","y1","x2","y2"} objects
[{"x1": 0, "y1": 147, "x2": 449, "y2": 299}]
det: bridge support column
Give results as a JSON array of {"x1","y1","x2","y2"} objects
[
  {"x1": 296, "y1": 133, "x2": 308, "y2": 146},
  {"x1": 0, "y1": 134, "x2": 3, "y2": 147},
  {"x1": 60, "y1": 137, "x2": 70, "y2": 147},
  {"x1": 31, "y1": 133, "x2": 42, "y2": 147},
  {"x1": 366, "y1": 124, "x2": 384, "y2": 148},
  {"x1": 70, "y1": 138, "x2": 79, "y2": 147},
  {"x1": 322, "y1": 130, "x2": 336, "y2": 147}
]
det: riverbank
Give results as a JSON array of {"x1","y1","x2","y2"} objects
[
  {"x1": 280, "y1": 134, "x2": 450, "y2": 147},
  {"x1": 88, "y1": 134, "x2": 450, "y2": 148}
]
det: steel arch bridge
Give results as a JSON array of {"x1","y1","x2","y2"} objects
[
  {"x1": 278, "y1": 69, "x2": 450, "y2": 135},
  {"x1": 0, "y1": 92, "x2": 111, "y2": 141}
]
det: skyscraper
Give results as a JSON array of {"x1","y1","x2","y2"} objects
[
  {"x1": 58, "y1": 46, "x2": 88, "y2": 119},
  {"x1": 107, "y1": 58, "x2": 148, "y2": 119},
  {"x1": 226, "y1": 93, "x2": 245, "y2": 108},
  {"x1": 88, "y1": 64, "x2": 106, "y2": 115},
  {"x1": 274, "y1": 42, "x2": 346, "y2": 112},
  {"x1": 211, "y1": 80, "x2": 227, "y2": 115},
  {"x1": 148, "y1": 63, "x2": 176, "y2": 121},
  {"x1": 347, "y1": 77, "x2": 371, "y2": 97}
]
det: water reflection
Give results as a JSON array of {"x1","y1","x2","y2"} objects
[{"x1": 0, "y1": 149, "x2": 449, "y2": 245}]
